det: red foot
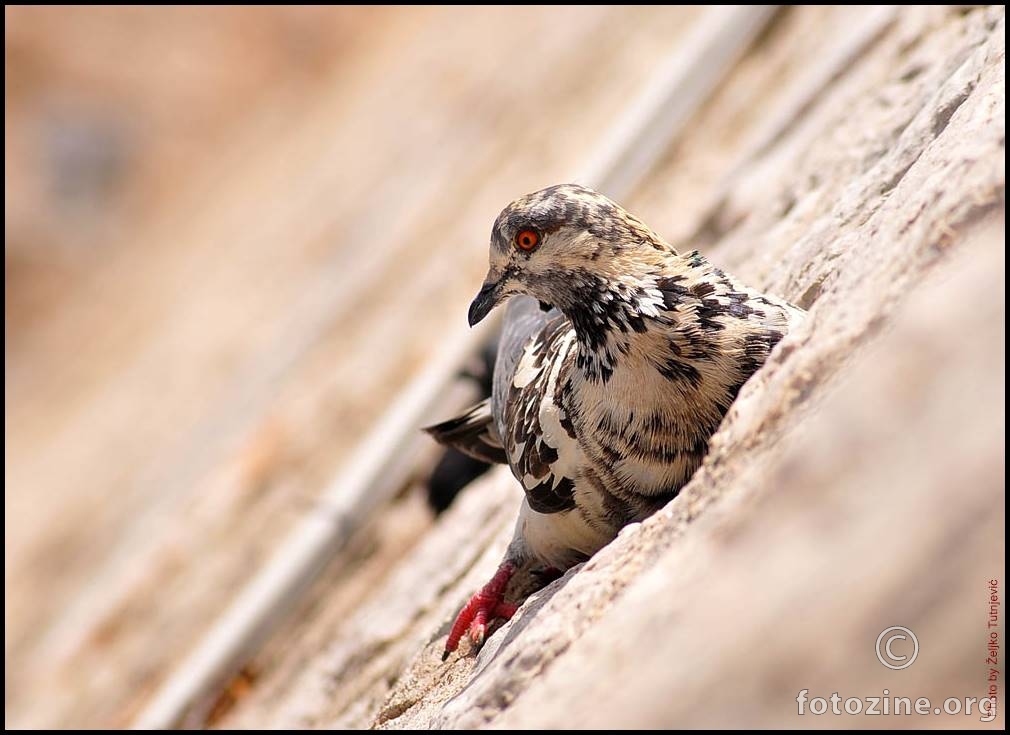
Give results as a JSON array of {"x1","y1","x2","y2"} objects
[{"x1": 442, "y1": 562, "x2": 518, "y2": 660}]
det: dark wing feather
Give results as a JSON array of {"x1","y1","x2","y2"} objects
[{"x1": 423, "y1": 398, "x2": 507, "y2": 465}]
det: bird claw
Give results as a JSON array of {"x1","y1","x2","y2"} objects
[
  {"x1": 443, "y1": 562, "x2": 517, "y2": 660},
  {"x1": 469, "y1": 599, "x2": 519, "y2": 646}
]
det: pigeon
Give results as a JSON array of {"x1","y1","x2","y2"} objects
[{"x1": 426, "y1": 184, "x2": 804, "y2": 658}]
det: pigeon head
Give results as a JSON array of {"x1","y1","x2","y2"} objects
[{"x1": 468, "y1": 184, "x2": 672, "y2": 327}]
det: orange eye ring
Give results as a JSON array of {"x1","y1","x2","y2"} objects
[{"x1": 515, "y1": 229, "x2": 540, "y2": 252}]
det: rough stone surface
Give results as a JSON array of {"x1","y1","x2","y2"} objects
[{"x1": 220, "y1": 5, "x2": 1005, "y2": 729}]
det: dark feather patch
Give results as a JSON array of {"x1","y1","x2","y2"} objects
[
  {"x1": 657, "y1": 275, "x2": 690, "y2": 310},
  {"x1": 527, "y1": 476, "x2": 576, "y2": 513},
  {"x1": 424, "y1": 399, "x2": 507, "y2": 465},
  {"x1": 657, "y1": 358, "x2": 702, "y2": 386}
]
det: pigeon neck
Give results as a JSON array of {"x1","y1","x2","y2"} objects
[{"x1": 558, "y1": 270, "x2": 669, "y2": 385}]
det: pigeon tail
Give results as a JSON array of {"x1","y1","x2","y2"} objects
[{"x1": 424, "y1": 398, "x2": 507, "y2": 465}]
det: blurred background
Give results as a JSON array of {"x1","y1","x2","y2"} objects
[
  {"x1": 6, "y1": 5, "x2": 708, "y2": 726},
  {"x1": 5, "y1": 5, "x2": 1005, "y2": 730}
]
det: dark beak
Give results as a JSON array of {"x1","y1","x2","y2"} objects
[{"x1": 467, "y1": 279, "x2": 501, "y2": 327}]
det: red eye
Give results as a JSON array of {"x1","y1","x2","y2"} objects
[{"x1": 516, "y1": 229, "x2": 540, "y2": 251}]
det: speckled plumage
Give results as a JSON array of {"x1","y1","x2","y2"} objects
[{"x1": 427, "y1": 184, "x2": 804, "y2": 655}]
